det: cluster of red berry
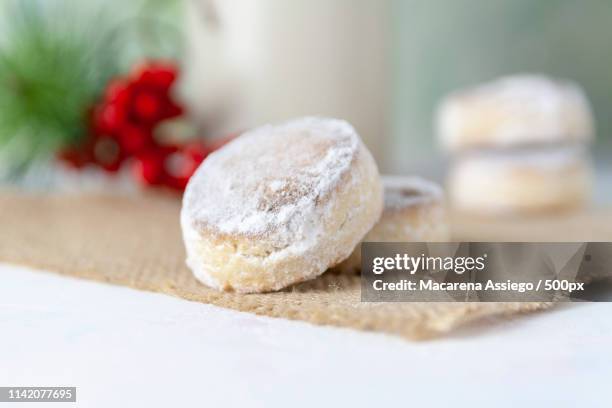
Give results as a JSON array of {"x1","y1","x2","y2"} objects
[{"x1": 59, "y1": 61, "x2": 220, "y2": 191}]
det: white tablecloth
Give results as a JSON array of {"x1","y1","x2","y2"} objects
[{"x1": 1, "y1": 263, "x2": 611, "y2": 407}]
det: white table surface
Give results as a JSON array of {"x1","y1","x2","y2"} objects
[{"x1": 1, "y1": 262, "x2": 611, "y2": 408}]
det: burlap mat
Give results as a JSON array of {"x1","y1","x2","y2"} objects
[{"x1": 5, "y1": 193, "x2": 610, "y2": 340}]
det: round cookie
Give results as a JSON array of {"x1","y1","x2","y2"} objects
[
  {"x1": 448, "y1": 147, "x2": 592, "y2": 214},
  {"x1": 338, "y1": 176, "x2": 449, "y2": 273},
  {"x1": 181, "y1": 117, "x2": 383, "y2": 293},
  {"x1": 437, "y1": 74, "x2": 595, "y2": 152}
]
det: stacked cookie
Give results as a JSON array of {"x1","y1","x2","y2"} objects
[
  {"x1": 437, "y1": 74, "x2": 595, "y2": 214},
  {"x1": 181, "y1": 117, "x2": 448, "y2": 293}
]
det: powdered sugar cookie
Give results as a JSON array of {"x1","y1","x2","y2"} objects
[
  {"x1": 338, "y1": 176, "x2": 449, "y2": 273},
  {"x1": 181, "y1": 117, "x2": 383, "y2": 293},
  {"x1": 448, "y1": 147, "x2": 592, "y2": 214},
  {"x1": 437, "y1": 74, "x2": 594, "y2": 152}
]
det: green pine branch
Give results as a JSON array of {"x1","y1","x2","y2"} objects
[
  {"x1": 0, "y1": 0, "x2": 183, "y2": 178},
  {"x1": 0, "y1": 0, "x2": 121, "y2": 177}
]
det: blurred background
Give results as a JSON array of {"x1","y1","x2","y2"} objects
[{"x1": 0, "y1": 0, "x2": 610, "y2": 201}]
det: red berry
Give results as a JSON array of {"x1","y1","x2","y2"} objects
[
  {"x1": 133, "y1": 145, "x2": 179, "y2": 186},
  {"x1": 160, "y1": 142, "x2": 208, "y2": 191},
  {"x1": 134, "y1": 61, "x2": 178, "y2": 90},
  {"x1": 162, "y1": 99, "x2": 183, "y2": 120},
  {"x1": 82, "y1": 60, "x2": 188, "y2": 180},
  {"x1": 104, "y1": 78, "x2": 131, "y2": 104},
  {"x1": 132, "y1": 89, "x2": 163, "y2": 123},
  {"x1": 117, "y1": 124, "x2": 152, "y2": 154},
  {"x1": 93, "y1": 102, "x2": 127, "y2": 134},
  {"x1": 133, "y1": 149, "x2": 166, "y2": 185}
]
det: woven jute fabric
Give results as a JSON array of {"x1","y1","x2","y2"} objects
[{"x1": 3, "y1": 193, "x2": 609, "y2": 340}]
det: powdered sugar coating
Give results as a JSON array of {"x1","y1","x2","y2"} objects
[
  {"x1": 183, "y1": 117, "x2": 360, "y2": 247},
  {"x1": 437, "y1": 74, "x2": 595, "y2": 151},
  {"x1": 382, "y1": 176, "x2": 444, "y2": 211},
  {"x1": 461, "y1": 75, "x2": 587, "y2": 111}
]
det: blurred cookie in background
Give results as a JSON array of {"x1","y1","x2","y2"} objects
[
  {"x1": 437, "y1": 74, "x2": 595, "y2": 215},
  {"x1": 447, "y1": 147, "x2": 592, "y2": 214}
]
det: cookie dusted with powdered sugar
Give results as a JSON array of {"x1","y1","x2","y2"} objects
[
  {"x1": 448, "y1": 147, "x2": 592, "y2": 214},
  {"x1": 181, "y1": 117, "x2": 383, "y2": 293},
  {"x1": 437, "y1": 74, "x2": 594, "y2": 152}
]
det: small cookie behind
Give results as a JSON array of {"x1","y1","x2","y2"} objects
[
  {"x1": 448, "y1": 146, "x2": 593, "y2": 214},
  {"x1": 337, "y1": 176, "x2": 449, "y2": 273}
]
